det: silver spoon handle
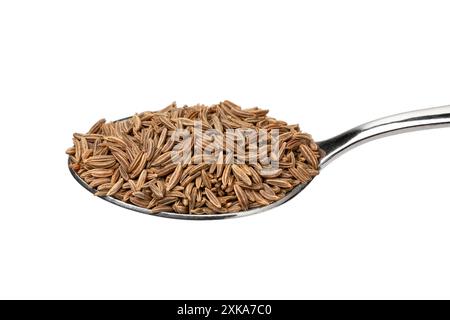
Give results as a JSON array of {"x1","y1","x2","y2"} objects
[{"x1": 318, "y1": 105, "x2": 450, "y2": 167}]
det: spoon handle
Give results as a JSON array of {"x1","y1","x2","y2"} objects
[{"x1": 318, "y1": 105, "x2": 450, "y2": 167}]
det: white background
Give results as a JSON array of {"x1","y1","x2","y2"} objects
[{"x1": 1, "y1": 0, "x2": 450, "y2": 299}]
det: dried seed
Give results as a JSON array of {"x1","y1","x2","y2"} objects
[
  {"x1": 128, "y1": 152, "x2": 144, "y2": 173},
  {"x1": 259, "y1": 168, "x2": 283, "y2": 178},
  {"x1": 66, "y1": 147, "x2": 76, "y2": 155},
  {"x1": 89, "y1": 177, "x2": 111, "y2": 188},
  {"x1": 136, "y1": 169, "x2": 147, "y2": 191},
  {"x1": 265, "y1": 179, "x2": 292, "y2": 189},
  {"x1": 180, "y1": 171, "x2": 201, "y2": 188},
  {"x1": 151, "y1": 151, "x2": 172, "y2": 167},
  {"x1": 167, "y1": 191, "x2": 185, "y2": 198},
  {"x1": 110, "y1": 168, "x2": 120, "y2": 184},
  {"x1": 148, "y1": 180, "x2": 164, "y2": 199},
  {"x1": 289, "y1": 167, "x2": 310, "y2": 183},
  {"x1": 157, "y1": 127, "x2": 168, "y2": 150},
  {"x1": 253, "y1": 191, "x2": 270, "y2": 206},
  {"x1": 247, "y1": 166, "x2": 262, "y2": 184},
  {"x1": 157, "y1": 197, "x2": 178, "y2": 205},
  {"x1": 155, "y1": 163, "x2": 177, "y2": 177},
  {"x1": 189, "y1": 187, "x2": 197, "y2": 212},
  {"x1": 133, "y1": 191, "x2": 151, "y2": 201},
  {"x1": 221, "y1": 164, "x2": 232, "y2": 186},
  {"x1": 166, "y1": 163, "x2": 183, "y2": 191},
  {"x1": 201, "y1": 169, "x2": 212, "y2": 189},
  {"x1": 205, "y1": 188, "x2": 222, "y2": 208},
  {"x1": 111, "y1": 151, "x2": 130, "y2": 171},
  {"x1": 131, "y1": 115, "x2": 141, "y2": 133},
  {"x1": 245, "y1": 189, "x2": 256, "y2": 202},
  {"x1": 88, "y1": 118, "x2": 106, "y2": 134},
  {"x1": 88, "y1": 169, "x2": 114, "y2": 178},
  {"x1": 300, "y1": 144, "x2": 319, "y2": 169},
  {"x1": 97, "y1": 183, "x2": 113, "y2": 191},
  {"x1": 205, "y1": 200, "x2": 227, "y2": 213},
  {"x1": 233, "y1": 184, "x2": 248, "y2": 211},
  {"x1": 130, "y1": 153, "x2": 149, "y2": 179},
  {"x1": 231, "y1": 164, "x2": 252, "y2": 186},
  {"x1": 150, "y1": 205, "x2": 172, "y2": 214},
  {"x1": 118, "y1": 165, "x2": 129, "y2": 181}
]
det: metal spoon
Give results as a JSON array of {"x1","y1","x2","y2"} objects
[{"x1": 69, "y1": 105, "x2": 450, "y2": 220}]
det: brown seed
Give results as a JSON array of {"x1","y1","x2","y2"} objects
[
  {"x1": 147, "y1": 198, "x2": 158, "y2": 209},
  {"x1": 136, "y1": 169, "x2": 147, "y2": 191},
  {"x1": 205, "y1": 188, "x2": 222, "y2": 208},
  {"x1": 129, "y1": 196, "x2": 149, "y2": 207},
  {"x1": 107, "y1": 178, "x2": 124, "y2": 196},
  {"x1": 227, "y1": 204, "x2": 242, "y2": 213},
  {"x1": 110, "y1": 168, "x2": 120, "y2": 184},
  {"x1": 89, "y1": 177, "x2": 111, "y2": 188},
  {"x1": 128, "y1": 180, "x2": 137, "y2": 192},
  {"x1": 201, "y1": 169, "x2": 212, "y2": 189},
  {"x1": 167, "y1": 191, "x2": 185, "y2": 198},
  {"x1": 166, "y1": 163, "x2": 183, "y2": 191},
  {"x1": 128, "y1": 152, "x2": 145, "y2": 173},
  {"x1": 247, "y1": 166, "x2": 263, "y2": 184},
  {"x1": 104, "y1": 136, "x2": 127, "y2": 148},
  {"x1": 88, "y1": 169, "x2": 114, "y2": 178},
  {"x1": 148, "y1": 180, "x2": 164, "y2": 199},
  {"x1": 231, "y1": 164, "x2": 252, "y2": 186},
  {"x1": 133, "y1": 191, "x2": 151, "y2": 201},
  {"x1": 216, "y1": 163, "x2": 224, "y2": 178},
  {"x1": 233, "y1": 184, "x2": 248, "y2": 211},
  {"x1": 85, "y1": 155, "x2": 116, "y2": 167},
  {"x1": 265, "y1": 178, "x2": 292, "y2": 189},
  {"x1": 122, "y1": 190, "x2": 133, "y2": 202},
  {"x1": 245, "y1": 189, "x2": 256, "y2": 202},
  {"x1": 189, "y1": 187, "x2": 197, "y2": 212},
  {"x1": 157, "y1": 127, "x2": 168, "y2": 150},
  {"x1": 195, "y1": 175, "x2": 202, "y2": 189},
  {"x1": 180, "y1": 171, "x2": 201, "y2": 188},
  {"x1": 253, "y1": 191, "x2": 270, "y2": 206},
  {"x1": 88, "y1": 118, "x2": 106, "y2": 134},
  {"x1": 220, "y1": 164, "x2": 231, "y2": 186},
  {"x1": 189, "y1": 208, "x2": 204, "y2": 214},
  {"x1": 112, "y1": 151, "x2": 130, "y2": 171},
  {"x1": 118, "y1": 165, "x2": 129, "y2": 181},
  {"x1": 132, "y1": 114, "x2": 142, "y2": 132},
  {"x1": 150, "y1": 205, "x2": 173, "y2": 214},
  {"x1": 155, "y1": 163, "x2": 177, "y2": 177},
  {"x1": 300, "y1": 144, "x2": 319, "y2": 169},
  {"x1": 97, "y1": 183, "x2": 113, "y2": 191},
  {"x1": 157, "y1": 197, "x2": 178, "y2": 205},
  {"x1": 259, "y1": 168, "x2": 283, "y2": 178},
  {"x1": 259, "y1": 189, "x2": 279, "y2": 201},
  {"x1": 66, "y1": 147, "x2": 76, "y2": 155},
  {"x1": 158, "y1": 115, "x2": 177, "y2": 130},
  {"x1": 205, "y1": 200, "x2": 227, "y2": 213},
  {"x1": 131, "y1": 153, "x2": 149, "y2": 179},
  {"x1": 151, "y1": 151, "x2": 172, "y2": 167},
  {"x1": 289, "y1": 167, "x2": 310, "y2": 183}
]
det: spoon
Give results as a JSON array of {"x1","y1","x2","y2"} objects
[{"x1": 69, "y1": 105, "x2": 450, "y2": 220}]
